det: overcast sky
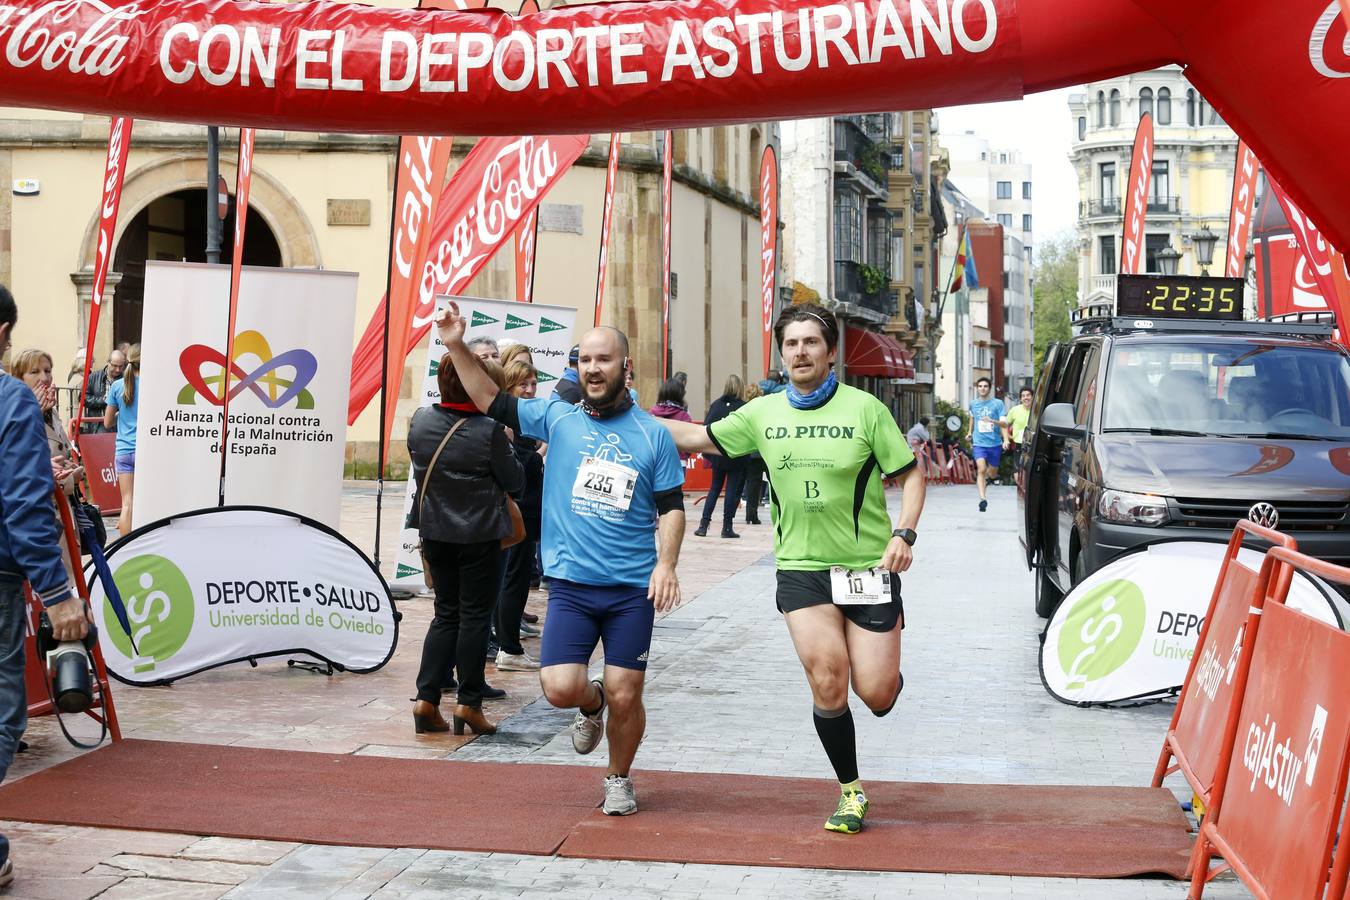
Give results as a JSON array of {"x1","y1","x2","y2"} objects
[{"x1": 936, "y1": 87, "x2": 1080, "y2": 249}]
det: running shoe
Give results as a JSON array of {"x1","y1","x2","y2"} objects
[
  {"x1": 496, "y1": 650, "x2": 540, "y2": 671},
  {"x1": 824, "y1": 789, "x2": 869, "y2": 834},
  {"x1": 602, "y1": 775, "x2": 638, "y2": 816},
  {"x1": 978, "y1": 499, "x2": 988, "y2": 512},
  {"x1": 519, "y1": 620, "x2": 541, "y2": 637},
  {"x1": 571, "y1": 679, "x2": 605, "y2": 754},
  {"x1": 0, "y1": 858, "x2": 12, "y2": 887}
]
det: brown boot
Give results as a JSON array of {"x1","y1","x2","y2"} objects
[
  {"x1": 452, "y1": 705, "x2": 498, "y2": 735},
  {"x1": 413, "y1": 700, "x2": 449, "y2": 734}
]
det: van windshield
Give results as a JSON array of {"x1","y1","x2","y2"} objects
[{"x1": 1102, "y1": 340, "x2": 1350, "y2": 440}]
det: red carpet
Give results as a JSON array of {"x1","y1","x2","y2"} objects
[{"x1": 0, "y1": 740, "x2": 1192, "y2": 878}]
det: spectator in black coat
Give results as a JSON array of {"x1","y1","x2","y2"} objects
[{"x1": 695, "y1": 374, "x2": 747, "y2": 539}]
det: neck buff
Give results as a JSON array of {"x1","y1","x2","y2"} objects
[
  {"x1": 787, "y1": 370, "x2": 838, "y2": 410},
  {"x1": 581, "y1": 384, "x2": 635, "y2": 419}
]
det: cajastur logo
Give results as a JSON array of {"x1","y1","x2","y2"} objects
[
  {"x1": 177, "y1": 330, "x2": 318, "y2": 409},
  {"x1": 1310, "y1": 2, "x2": 1350, "y2": 79}
]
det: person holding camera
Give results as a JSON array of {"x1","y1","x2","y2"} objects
[{"x1": 0, "y1": 286, "x2": 91, "y2": 889}]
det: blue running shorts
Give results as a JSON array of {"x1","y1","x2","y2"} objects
[
  {"x1": 540, "y1": 579, "x2": 655, "y2": 671},
  {"x1": 972, "y1": 444, "x2": 1002, "y2": 467}
]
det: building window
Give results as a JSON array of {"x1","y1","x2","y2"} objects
[
  {"x1": 1022, "y1": 181, "x2": 1032, "y2": 200},
  {"x1": 1150, "y1": 160, "x2": 1170, "y2": 206},
  {"x1": 997, "y1": 213, "x2": 1013, "y2": 228},
  {"x1": 868, "y1": 217, "x2": 890, "y2": 279},
  {"x1": 1109, "y1": 89, "x2": 1121, "y2": 126},
  {"x1": 1022, "y1": 214, "x2": 1033, "y2": 232},
  {"x1": 1096, "y1": 90, "x2": 1106, "y2": 127},
  {"x1": 1157, "y1": 87, "x2": 1171, "y2": 125},
  {"x1": 1099, "y1": 162, "x2": 1117, "y2": 202},
  {"x1": 1187, "y1": 89, "x2": 1196, "y2": 126},
  {"x1": 1002, "y1": 271, "x2": 1010, "y2": 289},
  {"x1": 1100, "y1": 236, "x2": 1117, "y2": 275},
  {"x1": 1139, "y1": 87, "x2": 1153, "y2": 120},
  {"x1": 833, "y1": 189, "x2": 862, "y2": 263},
  {"x1": 1145, "y1": 233, "x2": 1172, "y2": 273},
  {"x1": 891, "y1": 230, "x2": 905, "y2": 276},
  {"x1": 996, "y1": 181, "x2": 1012, "y2": 199},
  {"x1": 1077, "y1": 116, "x2": 1086, "y2": 141}
]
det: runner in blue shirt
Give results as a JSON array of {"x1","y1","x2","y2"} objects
[
  {"x1": 966, "y1": 376, "x2": 1009, "y2": 512},
  {"x1": 433, "y1": 305, "x2": 685, "y2": 818}
]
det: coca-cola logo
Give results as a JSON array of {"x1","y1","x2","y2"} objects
[
  {"x1": 1310, "y1": 1, "x2": 1350, "y2": 78},
  {"x1": 4, "y1": 0, "x2": 146, "y2": 77}
]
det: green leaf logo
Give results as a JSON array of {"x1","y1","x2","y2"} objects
[
  {"x1": 539, "y1": 317, "x2": 566, "y2": 334},
  {"x1": 505, "y1": 313, "x2": 533, "y2": 331},
  {"x1": 1057, "y1": 579, "x2": 1147, "y2": 690},
  {"x1": 470, "y1": 311, "x2": 500, "y2": 328}
]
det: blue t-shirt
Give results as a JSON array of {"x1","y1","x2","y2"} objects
[
  {"x1": 107, "y1": 377, "x2": 139, "y2": 456},
  {"x1": 969, "y1": 397, "x2": 1006, "y2": 447},
  {"x1": 517, "y1": 397, "x2": 684, "y2": 588}
]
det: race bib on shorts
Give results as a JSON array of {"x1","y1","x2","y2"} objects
[
  {"x1": 829, "y1": 567, "x2": 891, "y2": 606},
  {"x1": 573, "y1": 456, "x2": 637, "y2": 511}
]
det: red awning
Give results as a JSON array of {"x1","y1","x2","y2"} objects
[{"x1": 844, "y1": 327, "x2": 914, "y2": 379}]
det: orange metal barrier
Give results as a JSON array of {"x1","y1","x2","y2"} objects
[
  {"x1": 1188, "y1": 547, "x2": 1350, "y2": 900},
  {"x1": 1152, "y1": 522, "x2": 1296, "y2": 824}
]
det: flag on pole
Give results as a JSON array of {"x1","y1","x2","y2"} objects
[{"x1": 950, "y1": 229, "x2": 978, "y2": 293}]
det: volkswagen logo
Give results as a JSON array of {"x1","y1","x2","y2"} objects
[{"x1": 1248, "y1": 502, "x2": 1280, "y2": 529}]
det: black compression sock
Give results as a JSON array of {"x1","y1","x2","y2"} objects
[{"x1": 812, "y1": 705, "x2": 859, "y2": 785}]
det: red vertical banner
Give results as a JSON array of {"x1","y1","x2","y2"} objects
[
  {"x1": 1225, "y1": 141, "x2": 1259, "y2": 279},
  {"x1": 218, "y1": 127, "x2": 255, "y2": 474},
  {"x1": 759, "y1": 144, "x2": 778, "y2": 374},
  {"x1": 513, "y1": 207, "x2": 538, "y2": 304},
  {"x1": 594, "y1": 132, "x2": 622, "y2": 327},
  {"x1": 660, "y1": 130, "x2": 673, "y2": 379},
  {"x1": 77, "y1": 115, "x2": 133, "y2": 445},
  {"x1": 1269, "y1": 176, "x2": 1350, "y2": 347},
  {"x1": 1120, "y1": 113, "x2": 1153, "y2": 275}
]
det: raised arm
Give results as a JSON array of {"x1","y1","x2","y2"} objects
[
  {"x1": 433, "y1": 305, "x2": 501, "y2": 413},
  {"x1": 657, "y1": 417, "x2": 717, "y2": 456}
]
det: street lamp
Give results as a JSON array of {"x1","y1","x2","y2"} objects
[
  {"x1": 1157, "y1": 244, "x2": 1182, "y2": 276},
  {"x1": 1192, "y1": 224, "x2": 1219, "y2": 274}
]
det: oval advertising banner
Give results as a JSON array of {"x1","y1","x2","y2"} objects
[
  {"x1": 88, "y1": 507, "x2": 397, "y2": 685},
  {"x1": 1040, "y1": 540, "x2": 1341, "y2": 707}
]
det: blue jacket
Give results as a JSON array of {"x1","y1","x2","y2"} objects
[{"x1": 0, "y1": 374, "x2": 72, "y2": 605}]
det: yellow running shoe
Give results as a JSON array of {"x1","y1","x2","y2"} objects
[{"x1": 824, "y1": 789, "x2": 869, "y2": 834}]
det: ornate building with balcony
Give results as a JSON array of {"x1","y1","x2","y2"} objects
[
  {"x1": 1069, "y1": 67, "x2": 1240, "y2": 305},
  {"x1": 780, "y1": 110, "x2": 944, "y2": 427}
]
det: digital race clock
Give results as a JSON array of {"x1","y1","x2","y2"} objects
[{"x1": 1116, "y1": 274, "x2": 1245, "y2": 321}]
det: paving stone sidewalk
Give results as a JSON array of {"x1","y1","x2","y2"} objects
[{"x1": 1, "y1": 483, "x2": 1249, "y2": 898}]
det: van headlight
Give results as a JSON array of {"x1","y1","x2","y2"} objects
[{"x1": 1097, "y1": 490, "x2": 1170, "y2": 527}]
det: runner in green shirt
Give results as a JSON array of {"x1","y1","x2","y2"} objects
[
  {"x1": 659, "y1": 303, "x2": 927, "y2": 835},
  {"x1": 1004, "y1": 386, "x2": 1033, "y2": 485}
]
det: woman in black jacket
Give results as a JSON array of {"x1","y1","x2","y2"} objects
[
  {"x1": 410, "y1": 354, "x2": 523, "y2": 737},
  {"x1": 494, "y1": 360, "x2": 545, "y2": 671},
  {"x1": 695, "y1": 374, "x2": 747, "y2": 539}
]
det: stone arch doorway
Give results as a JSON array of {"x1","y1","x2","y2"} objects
[{"x1": 110, "y1": 188, "x2": 282, "y2": 346}]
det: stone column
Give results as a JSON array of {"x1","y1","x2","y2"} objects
[{"x1": 69, "y1": 267, "x2": 123, "y2": 361}]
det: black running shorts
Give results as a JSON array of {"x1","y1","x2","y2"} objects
[{"x1": 775, "y1": 569, "x2": 904, "y2": 633}]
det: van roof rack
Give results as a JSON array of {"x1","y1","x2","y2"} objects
[{"x1": 1074, "y1": 316, "x2": 1335, "y2": 339}]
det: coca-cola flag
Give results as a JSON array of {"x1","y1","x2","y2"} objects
[
  {"x1": 348, "y1": 133, "x2": 590, "y2": 422},
  {"x1": 594, "y1": 132, "x2": 622, "y2": 327},
  {"x1": 1225, "y1": 141, "x2": 1259, "y2": 279},
  {"x1": 1119, "y1": 113, "x2": 1153, "y2": 276},
  {"x1": 659, "y1": 129, "x2": 673, "y2": 379},
  {"x1": 513, "y1": 208, "x2": 538, "y2": 304},
  {"x1": 759, "y1": 144, "x2": 778, "y2": 374},
  {"x1": 1268, "y1": 176, "x2": 1350, "y2": 345},
  {"x1": 219, "y1": 126, "x2": 255, "y2": 470},
  {"x1": 1256, "y1": 234, "x2": 1332, "y2": 318},
  {"x1": 76, "y1": 115, "x2": 132, "y2": 444}
]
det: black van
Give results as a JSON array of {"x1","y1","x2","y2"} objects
[{"x1": 1018, "y1": 307, "x2": 1350, "y2": 617}]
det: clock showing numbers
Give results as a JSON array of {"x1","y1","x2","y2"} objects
[{"x1": 1116, "y1": 274, "x2": 1245, "y2": 321}]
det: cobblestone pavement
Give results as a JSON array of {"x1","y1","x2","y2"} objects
[{"x1": 2, "y1": 483, "x2": 1250, "y2": 898}]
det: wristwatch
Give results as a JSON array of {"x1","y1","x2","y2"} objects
[{"x1": 892, "y1": 528, "x2": 918, "y2": 546}]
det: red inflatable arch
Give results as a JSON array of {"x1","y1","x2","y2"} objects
[{"x1": 0, "y1": 0, "x2": 1347, "y2": 250}]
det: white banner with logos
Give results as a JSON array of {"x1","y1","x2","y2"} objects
[
  {"x1": 133, "y1": 262, "x2": 358, "y2": 529},
  {"x1": 390, "y1": 295, "x2": 577, "y2": 589},
  {"x1": 1041, "y1": 541, "x2": 1343, "y2": 706},
  {"x1": 89, "y1": 507, "x2": 396, "y2": 685}
]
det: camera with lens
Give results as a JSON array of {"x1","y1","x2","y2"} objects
[{"x1": 36, "y1": 615, "x2": 99, "y2": 714}]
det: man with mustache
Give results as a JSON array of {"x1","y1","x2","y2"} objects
[{"x1": 433, "y1": 305, "x2": 685, "y2": 818}]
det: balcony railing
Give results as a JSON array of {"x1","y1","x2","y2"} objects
[
  {"x1": 835, "y1": 260, "x2": 897, "y2": 316},
  {"x1": 834, "y1": 119, "x2": 891, "y2": 194},
  {"x1": 1147, "y1": 195, "x2": 1180, "y2": 214},
  {"x1": 1080, "y1": 196, "x2": 1181, "y2": 218}
]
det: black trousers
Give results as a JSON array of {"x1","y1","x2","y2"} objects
[
  {"x1": 741, "y1": 457, "x2": 766, "y2": 518},
  {"x1": 415, "y1": 538, "x2": 500, "y2": 708},
  {"x1": 700, "y1": 466, "x2": 745, "y2": 530},
  {"x1": 496, "y1": 538, "x2": 536, "y2": 656}
]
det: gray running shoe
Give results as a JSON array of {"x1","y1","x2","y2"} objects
[
  {"x1": 571, "y1": 680, "x2": 605, "y2": 754},
  {"x1": 602, "y1": 775, "x2": 638, "y2": 816}
]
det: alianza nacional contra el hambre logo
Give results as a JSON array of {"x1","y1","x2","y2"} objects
[{"x1": 150, "y1": 329, "x2": 336, "y2": 456}]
